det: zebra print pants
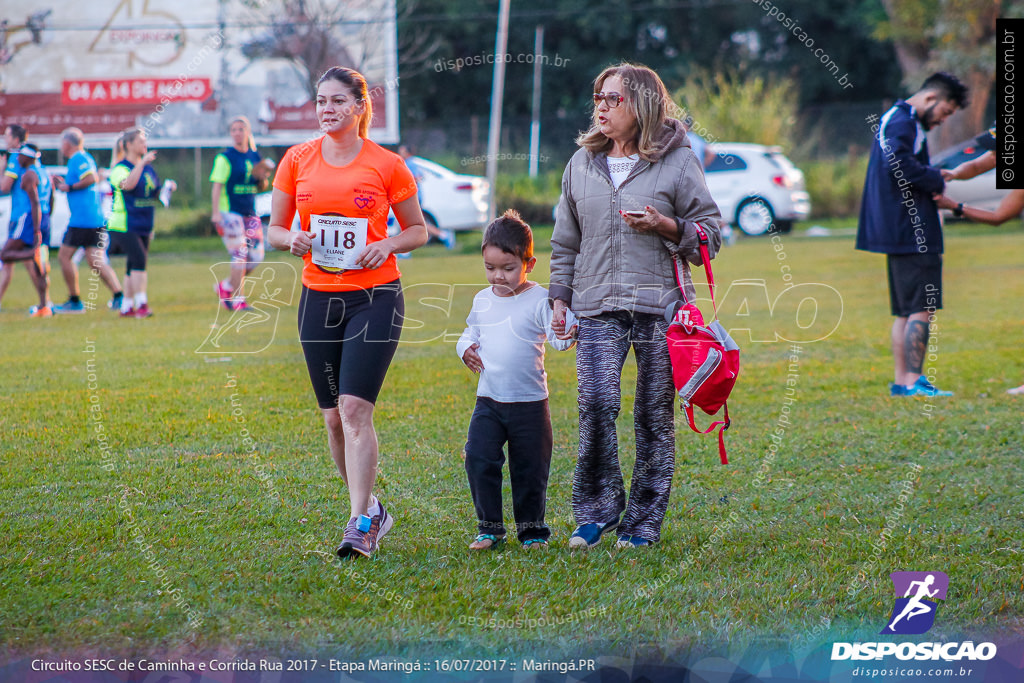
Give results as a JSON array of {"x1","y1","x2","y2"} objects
[{"x1": 573, "y1": 311, "x2": 676, "y2": 543}]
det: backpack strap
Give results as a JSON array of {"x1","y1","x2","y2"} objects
[
  {"x1": 671, "y1": 223, "x2": 719, "y2": 320},
  {"x1": 683, "y1": 401, "x2": 731, "y2": 465}
]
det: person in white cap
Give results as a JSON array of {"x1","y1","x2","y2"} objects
[{"x1": 0, "y1": 143, "x2": 52, "y2": 316}]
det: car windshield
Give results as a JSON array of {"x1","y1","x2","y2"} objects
[{"x1": 408, "y1": 157, "x2": 452, "y2": 178}]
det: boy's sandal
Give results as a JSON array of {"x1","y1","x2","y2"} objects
[
  {"x1": 522, "y1": 539, "x2": 548, "y2": 550},
  {"x1": 469, "y1": 533, "x2": 505, "y2": 550}
]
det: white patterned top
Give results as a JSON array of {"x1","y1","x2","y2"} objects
[{"x1": 608, "y1": 154, "x2": 639, "y2": 189}]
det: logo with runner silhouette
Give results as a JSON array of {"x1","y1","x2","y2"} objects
[
  {"x1": 196, "y1": 262, "x2": 298, "y2": 354},
  {"x1": 881, "y1": 571, "x2": 949, "y2": 635}
]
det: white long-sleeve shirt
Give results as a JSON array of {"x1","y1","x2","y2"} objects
[{"x1": 455, "y1": 284, "x2": 576, "y2": 402}]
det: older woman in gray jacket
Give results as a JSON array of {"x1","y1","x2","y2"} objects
[{"x1": 551, "y1": 63, "x2": 722, "y2": 549}]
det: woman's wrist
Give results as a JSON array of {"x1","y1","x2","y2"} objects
[
  {"x1": 953, "y1": 202, "x2": 964, "y2": 218},
  {"x1": 662, "y1": 215, "x2": 679, "y2": 238}
]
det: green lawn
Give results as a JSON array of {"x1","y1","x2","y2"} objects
[{"x1": 1, "y1": 226, "x2": 1022, "y2": 664}]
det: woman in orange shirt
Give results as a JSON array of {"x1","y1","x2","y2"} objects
[{"x1": 268, "y1": 67, "x2": 428, "y2": 559}]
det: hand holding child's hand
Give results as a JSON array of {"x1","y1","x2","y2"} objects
[
  {"x1": 462, "y1": 343, "x2": 484, "y2": 373},
  {"x1": 552, "y1": 300, "x2": 577, "y2": 340}
]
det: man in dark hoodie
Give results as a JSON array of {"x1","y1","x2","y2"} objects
[{"x1": 857, "y1": 72, "x2": 968, "y2": 398}]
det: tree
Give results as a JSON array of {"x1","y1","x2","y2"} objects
[
  {"x1": 874, "y1": 0, "x2": 1003, "y2": 147},
  {"x1": 239, "y1": 0, "x2": 438, "y2": 100}
]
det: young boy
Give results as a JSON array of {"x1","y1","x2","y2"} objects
[{"x1": 456, "y1": 209, "x2": 576, "y2": 550}]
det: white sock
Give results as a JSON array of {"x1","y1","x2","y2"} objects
[
  {"x1": 134, "y1": 293, "x2": 147, "y2": 308},
  {"x1": 121, "y1": 299, "x2": 133, "y2": 313},
  {"x1": 367, "y1": 495, "x2": 381, "y2": 516}
]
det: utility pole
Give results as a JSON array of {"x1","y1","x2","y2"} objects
[
  {"x1": 486, "y1": 0, "x2": 511, "y2": 220},
  {"x1": 528, "y1": 24, "x2": 543, "y2": 178}
]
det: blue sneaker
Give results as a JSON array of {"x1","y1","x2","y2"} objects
[
  {"x1": 55, "y1": 299, "x2": 86, "y2": 314},
  {"x1": 890, "y1": 382, "x2": 912, "y2": 397},
  {"x1": 910, "y1": 376, "x2": 953, "y2": 397},
  {"x1": 568, "y1": 519, "x2": 620, "y2": 549},
  {"x1": 441, "y1": 229, "x2": 456, "y2": 250},
  {"x1": 615, "y1": 534, "x2": 652, "y2": 549}
]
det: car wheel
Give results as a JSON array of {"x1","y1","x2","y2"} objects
[{"x1": 735, "y1": 198, "x2": 775, "y2": 236}]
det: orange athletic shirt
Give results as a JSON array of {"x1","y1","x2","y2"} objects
[{"x1": 274, "y1": 137, "x2": 418, "y2": 291}]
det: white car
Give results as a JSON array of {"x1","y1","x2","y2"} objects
[
  {"x1": 255, "y1": 156, "x2": 491, "y2": 232},
  {"x1": 0, "y1": 166, "x2": 112, "y2": 248},
  {"x1": 407, "y1": 156, "x2": 490, "y2": 231},
  {"x1": 704, "y1": 143, "x2": 811, "y2": 236}
]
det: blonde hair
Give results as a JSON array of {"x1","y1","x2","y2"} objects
[
  {"x1": 576, "y1": 63, "x2": 671, "y2": 162},
  {"x1": 229, "y1": 115, "x2": 257, "y2": 152},
  {"x1": 317, "y1": 66, "x2": 372, "y2": 138},
  {"x1": 113, "y1": 127, "x2": 144, "y2": 165}
]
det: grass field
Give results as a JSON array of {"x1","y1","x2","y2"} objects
[{"x1": 1, "y1": 223, "x2": 1022, "y2": 665}]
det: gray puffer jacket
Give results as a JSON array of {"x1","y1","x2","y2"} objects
[{"x1": 550, "y1": 118, "x2": 722, "y2": 317}]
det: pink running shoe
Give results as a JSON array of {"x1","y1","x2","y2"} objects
[{"x1": 215, "y1": 280, "x2": 233, "y2": 308}]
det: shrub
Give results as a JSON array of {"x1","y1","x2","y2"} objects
[
  {"x1": 801, "y1": 155, "x2": 868, "y2": 219},
  {"x1": 494, "y1": 171, "x2": 563, "y2": 227},
  {"x1": 672, "y1": 68, "x2": 798, "y2": 150}
]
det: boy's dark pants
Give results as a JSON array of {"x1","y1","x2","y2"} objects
[{"x1": 465, "y1": 396, "x2": 552, "y2": 542}]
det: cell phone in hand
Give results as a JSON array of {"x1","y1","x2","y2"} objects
[{"x1": 622, "y1": 210, "x2": 646, "y2": 218}]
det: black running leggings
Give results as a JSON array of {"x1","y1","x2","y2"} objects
[
  {"x1": 297, "y1": 281, "x2": 404, "y2": 408},
  {"x1": 108, "y1": 230, "x2": 150, "y2": 275}
]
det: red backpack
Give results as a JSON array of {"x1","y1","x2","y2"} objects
[{"x1": 666, "y1": 224, "x2": 739, "y2": 464}]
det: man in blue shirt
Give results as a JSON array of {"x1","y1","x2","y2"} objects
[
  {"x1": 1, "y1": 143, "x2": 52, "y2": 316},
  {"x1": 1, "y1": 124, "x2": 28, "y2": 194},
  {"x1": 856, "y1": 72, "x2": 968, "y2": 398},
  {"x1": 53, "y1": 128, "x2": 123, "y2": 314}
]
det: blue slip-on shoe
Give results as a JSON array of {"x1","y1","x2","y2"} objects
[
  {"x1": 615, "y1": 534, "x2": 652, "y2": 549},
  {"x1": 568, "y1": 519, "x2": 620, "y2": 549}
]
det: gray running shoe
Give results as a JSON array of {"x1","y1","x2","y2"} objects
[
  {"x1": 374, "y1": 501, "x2": 394, "y2": 544},
  {"x1": 337, "y1": 514, "x2": 379, "y2": 559}
]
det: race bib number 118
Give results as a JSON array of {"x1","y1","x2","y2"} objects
[{"x1": 309, "y1": 215, "x2": 368, "y2": 272}]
